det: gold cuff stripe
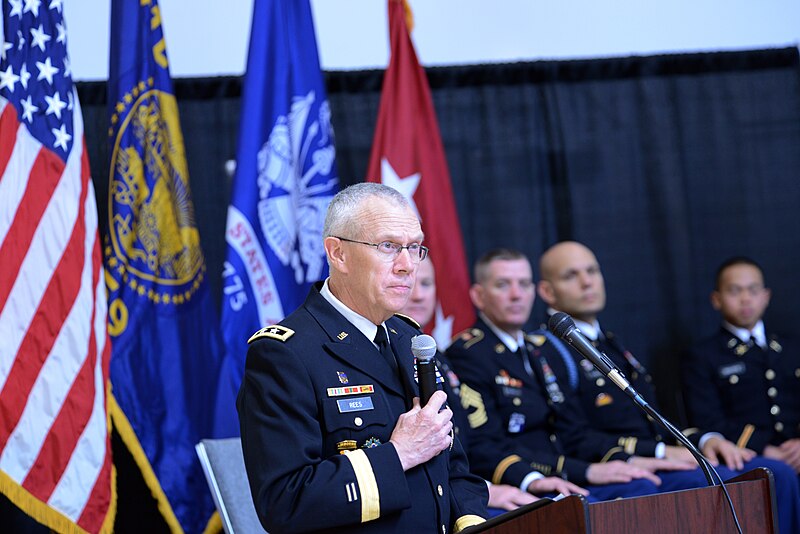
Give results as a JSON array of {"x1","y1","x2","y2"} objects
[
  {"x1": 556, "y1": 455, "x2": 565, "y2": 475},
  {"x1": 737, "y1": 424, "x2": 755, "y2": 449},
  {"x1": 344, "y1": 450, "x2": 380, "y2": 522},
  {"x1": 600, "y1": 446, "x2": 624, "y2": 463},
  {"x1": 492, "y1": 455, "x2": 522, "y2": 485},
  {"x1": 454, "y1": 514, "x2": 486, "y2": 532}
]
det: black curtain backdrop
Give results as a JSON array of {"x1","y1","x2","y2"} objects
[{"x1": 76, "y1": 47, "x2": 800, "y2": 425}]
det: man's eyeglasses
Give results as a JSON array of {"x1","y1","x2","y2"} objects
[{"x1": 334, "y1": 236, "x2": 429, "y2": 263}]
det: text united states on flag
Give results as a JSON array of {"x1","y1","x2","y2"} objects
[{"x1": 0, "y1": 2, "x2": 114, "y2": 533}]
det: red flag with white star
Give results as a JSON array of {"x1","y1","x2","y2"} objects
[{"x1": 365, "y1": 0, "x2": 474, "y2": 347}]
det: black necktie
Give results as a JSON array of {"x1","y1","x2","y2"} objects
[
  {"x1": 374, "y1": 326, "x2": 398, "y2": 374},
  {"x1": 517, "y1": 341, "x2": 534, "y2": 377}
]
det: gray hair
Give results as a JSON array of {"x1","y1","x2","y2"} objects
[{"x1": 323, "y1": 182, "x2": 410, "y2": 239}]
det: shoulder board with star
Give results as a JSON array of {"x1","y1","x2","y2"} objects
[
  {"x1": 393, "y1": 313, "x2": 420, "y2": 329},
  {"x1": 248, "y1": 325, "x2": 295, "y2": 344},
  {"x1": 452, "y1": 328, "x2": 485, "y2": 349}
]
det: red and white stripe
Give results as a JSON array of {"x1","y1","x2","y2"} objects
[{"x1": 0, "y1": 93, "x2": 113, "y2": 533}]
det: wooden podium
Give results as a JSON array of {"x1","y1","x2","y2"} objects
[{"x1": 464, "y1": 468, "x2": 777, "y2": 534}]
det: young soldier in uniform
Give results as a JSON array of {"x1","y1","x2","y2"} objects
[
  {"x1": 537, "y1": 243, "x2": 800, "y2": 532},
  {"x1": 684, "y1": 257, "x2": 800, "y2": 473},
  {"x1": 238, "y1": 183, "x2": 488, "y2": 533}
]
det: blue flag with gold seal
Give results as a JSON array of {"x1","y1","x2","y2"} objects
[
  {"x1": 217, "y1": 0, "x2": 339, "y2": 434},
  {"x1": 105, "y1": 1, "x2": 224, "y2": 532}
]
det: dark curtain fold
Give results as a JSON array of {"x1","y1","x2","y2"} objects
[{"x1": 77, "y1": 47, "x2": 800, "y2": 423}]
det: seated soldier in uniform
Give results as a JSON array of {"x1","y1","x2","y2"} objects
[
  {"x1": 446, "y1": 248, "x2": 688, "y2": 503},
  {"x1": 537, "y1": 242, "x2": 800, "y2": 533},
  {"x1": 238, "y1": 183, "x2": 487, "y2": 533},
  {"x1": 683, "y1": 257, "x2": 800, "y2": 473},
  {"x1": 402, "y1": 257, "x2": 559, "y2": 512}
]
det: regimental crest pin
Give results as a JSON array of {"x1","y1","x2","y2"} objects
[
  {"x1": 337, "y1": 371, "x2": 349, "y2": 384},
  {"x1": 337, "y1": 331, "x2": 348, "y2": 340},
  {"x1": 362, "y1": 437, "x2": 382, "y2": 449}
]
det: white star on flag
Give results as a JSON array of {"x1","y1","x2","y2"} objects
[
  {"x1": 23, "y1": 0, "x2": 42, "y2": 17},
  {"x1": 431, "y1": 300, "x2": 455, "y2": 350},
  {"x1": 1, "y1": 41, "x2": 12, "y2": 61},
  {"x1": 29, "y1": 24, "x2": 50, "y2": 51},
  {"x1": 55, "y1": 21, "x2": 66, "y2": 44},
  {"x1": 380, "y1": 157, "x2": 421, "y2": 217},
  {"x1": 0, "y1": 65, "x2": 20, "y2": 92},
  {"x1": 9, "y1": 0, "x2": 23, "y2": 18},
  {"x1": 20, "y1": 95, "x2": 38, "y2": 122},
  {"x1": 51, "y1": 122, "x2": 70, "y2": 151},
  {"x1": 36, "y1": 56, "x2": 58, "y2": 84},
  {"x1": 19, "y1": 63, "x2": 30, "y2": 89},
  {"x1": 44, "y1": 90, "x2": 66, "y2": 118}
]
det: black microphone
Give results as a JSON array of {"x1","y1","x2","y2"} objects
[
  {"x1": 547, "y1": 311, "x2": 742, "y2": 531},
  {"x1": 547, "y1": 312, "x2": 721, "y2": 484},
  {"x1": 411, "y1": 334, "x2": 438, "y2": 406},
  {"x1": 548, "y1": 312, "x2": 631, "y2": 391}
]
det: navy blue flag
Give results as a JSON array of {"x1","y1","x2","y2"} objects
[
  {"x1": 218, "y1": 0, "x2": 339, "y2": 433},
  {"x1": 106, "y1": 1, "x2": 225, "y2": 532}
]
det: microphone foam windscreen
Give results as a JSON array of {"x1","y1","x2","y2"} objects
[
  {"x1": 410, "y1": 334, "x2": 437, "y2": 362},
  {"x1": 548, "y1": 312, "x2": 575, "y2": 338}
]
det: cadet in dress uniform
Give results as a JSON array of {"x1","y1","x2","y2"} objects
[
  {"x1": 538, "y1": 243, "x2": 800, "y2": 532},
  {"x1": 446, "y1": 249, "x2": 668, "y2": 503},
  {"x1": 238, "y1": 184, "x2": 487, "y2": 534},
  {"x1": 683, "y1": 257, "x2": 800, "y2": 471}
]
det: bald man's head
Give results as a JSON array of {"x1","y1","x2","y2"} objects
[{"x1": 537, "y1": 241, "x2": 606, "y2": 322}]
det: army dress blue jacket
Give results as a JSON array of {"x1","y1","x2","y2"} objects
[
  {"x1": 446, "y1": 317, "x2": 629, "y2": 488},
  {"x1": 683, "y1": 327, "x2": 800, "y2": 453},
  {"x1": 536, "y1": 327, "x2": 680, "y2": 457},
  {"x1": 237, "y1": 284, "x2": 487, "y2": 533}
]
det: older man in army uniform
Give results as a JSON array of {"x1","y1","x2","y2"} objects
[
  {"x1": 238, "y1": 183, "x2": 487, "y2": 533},
  {"x1": 684, "y1": 257, "x2": 800, "y2": 472},
  {"x1": 446, "y1": 248, "x2": 682, "y2": 503},
  {"x1": 537, "y1": 243, "x2": 800, "y2": 532}
]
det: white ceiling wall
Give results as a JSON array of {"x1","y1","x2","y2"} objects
[{"x1": 64, "y1": 0, "x2": 800, "y2": 81}]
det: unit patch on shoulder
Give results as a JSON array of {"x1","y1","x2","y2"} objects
[
  {"x1": 248, "y1": 325, "x2": 295, "y2": 344},
  {"x1": 393, "y1": 313, "x2": 420, "y2": 329}
]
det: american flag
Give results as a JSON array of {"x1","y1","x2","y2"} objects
[{"x1": 0, "y1": 1, "x2": 113, "y2": 533}]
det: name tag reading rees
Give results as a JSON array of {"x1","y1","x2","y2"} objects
[{"x1": 337, "y1": 397, "x2": 375, "y2": 413}]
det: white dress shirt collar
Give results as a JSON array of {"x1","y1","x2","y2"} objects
[
  {"x1": 320, "y1": 279, "x2": 385, "y2": 347},
  {"x1": 722, "y1": 320, "x2": 767, "y2": 349},
  {"x1": 479, "y1": 312, "x2": 525, "y2": 352}
]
